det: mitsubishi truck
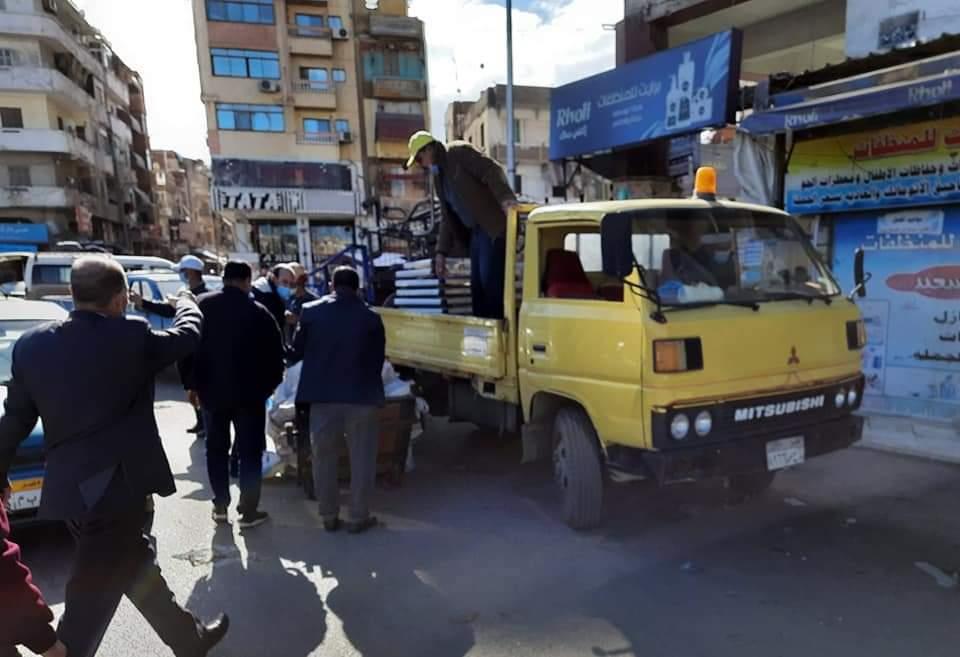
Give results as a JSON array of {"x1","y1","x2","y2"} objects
[{"x1": 379, "y1": 168, "x2": 866, "y2": 529}]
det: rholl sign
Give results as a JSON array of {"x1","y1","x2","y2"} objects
[{"x1": 549, "y1": 30, "x2": 742, "y2": 160}]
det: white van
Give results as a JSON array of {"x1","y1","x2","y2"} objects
[{"x1": 0, "y1": 252, "x2": 175, "y2": 303}]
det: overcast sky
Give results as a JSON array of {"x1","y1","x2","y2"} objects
[{"x1": 71, "y1": 0, "x2": 623, "y2": 161}]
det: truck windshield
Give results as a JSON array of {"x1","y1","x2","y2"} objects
[{"x1": 625, "y1": 207, "x2": 840, "y2": 306}]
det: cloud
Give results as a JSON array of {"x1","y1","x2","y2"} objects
[
  {"x1": 69, "y1": 0, "x2": 622, "y2": 160},
  {"x1": 409, "y1": 0, "x2": 623, "y2": 137},
  {"x1": 71, "y1": 0, "x2": 208, "y2": 161}
]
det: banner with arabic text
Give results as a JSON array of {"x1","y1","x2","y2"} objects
[
  {"x1": 786, "y1": 117, "x2": 960, "y2": 215},
  {"x1": 833, "y1": 205, "x2": 960, "y2": 420}
]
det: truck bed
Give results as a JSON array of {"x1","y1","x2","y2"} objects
[{"x1": 378, "y1": 308, "x2": 508, "y2": 381}]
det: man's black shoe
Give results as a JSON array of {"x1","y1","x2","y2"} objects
[
  {"x1": 347, "y1": 516, "x2": 379, "y2": 534},
  {"x1": 323, "y1": 517, "x2": 341, "y2": 532},
  {"x1": 238, "y1": 510, "x2": 269, "y2": 529},
  {"x1": 192, "y1": 613, "x2": 229, "y2": 657}
]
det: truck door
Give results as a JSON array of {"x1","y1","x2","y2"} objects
[{"x1": 518, "y1": 221, "x2": 647, "y2": 446}]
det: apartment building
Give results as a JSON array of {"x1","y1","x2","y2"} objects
[
  {"x1": 192, "y1": 0, "x2": 429, "y2": 267},
  {"x1": 352, "y1": 0, "x2": 429, "y2": 219},
  {"x1": 446, "y1": 85, "x2": 608, "y2": 204},
  {"x1": 151, "y1": 150, "x2": 224, "y2": 258},
  {"x1": 0, "y1": 0, "x2": 156, "y2": 254}
]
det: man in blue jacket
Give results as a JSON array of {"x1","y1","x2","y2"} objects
[{"x1": 291, "y1": 267, "x2": 385, "y2": 534}]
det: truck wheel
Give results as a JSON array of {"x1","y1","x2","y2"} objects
[
  {"x1": 727, "y1": 472, "x2": 776, "y2": 501},
  {"x1": 553, "y1": 408, "x2": 604, "y2": 530}
]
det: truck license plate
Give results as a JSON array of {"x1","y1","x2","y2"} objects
[
  {"x1": 7, "y1": 477, "x2": 43, "y2": 512},
  {"x1": 766, "y1": 437, "x2": 805, "y2": 471}
]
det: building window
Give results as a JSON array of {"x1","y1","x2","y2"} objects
[
  {"x1": 211, "y1": 49, "x2": 280, "y2": 79},
  {"x1": 299, "y1": 67, "x2": 329, "y2": 89},
  {"x1": 0, "y1": 48, "x2": 19, "y2": 67},
  {"x1": 328, "y1": 16, "x2": 344, "y2": 33},
  {"x1": 335, "y1": 119, "x2": 350, "y2": 136},
  {"x1": 303, "y1": 118, "x2": 332, "y2": 135},
  {"x1": 254, "y1": 222, "x2": 298, "y2": 266},
  {"x1": 0, "y1": 107, "x2": 23, "y2": 128},
  {"x1": 206, "y1": 0, "x2": 274, "y2": 24},
  {"x1": 294, "y1": 13, "x2": 329, "y2": 37},
  {"x1": 480, "y1": 124, "x2": 485, "y2": 148},
  {"x1": 332, "y1": 68, "x2": 347, "y2": 83},
  {"x1": 8, "y1": 166, "x2": 31, "y2": 187},
  {"x1": 513, "y1": 118, "x2": 522, "y2": 144},
  {"x1": 295, "y1": 13, "x2": 324, "y2": 27},
  {"x1": 216, "y1": 103, "x2": 284, "y2": 132}
]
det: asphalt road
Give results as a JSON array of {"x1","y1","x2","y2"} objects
[{"x1": 14, "y1": 382, "x2": 960, "y2": 657}]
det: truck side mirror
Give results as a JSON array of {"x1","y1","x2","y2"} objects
[
  {"x1": 851, "y1": 248, "x2": 870, "y2": 299},
  {"x1": 601, "y1": 213, "x2": 633, "y2": 279}
]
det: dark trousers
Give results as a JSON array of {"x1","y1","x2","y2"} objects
[
  {"x1": 204, "y1": 405, "x2": 266, "y2": 514},
  {"x1": 470, "y1": 226, "x2": 506, "y2": 319},
  {"x1": 58, "y1": 503, "x2": 200, "y2": 657},
  {"x1": 309, "y1": 404, "x2": 378, "y2": 523}
]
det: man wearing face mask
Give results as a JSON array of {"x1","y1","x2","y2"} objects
[
  {"x1": 253, "y1": 263, "x2": 295, "y2": 335},
  {"x1": 406, "y1": 131, "x2": 517, "y2": 319}
]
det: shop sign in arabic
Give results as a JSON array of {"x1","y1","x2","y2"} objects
[
  {"x1": 786, "y1": 117, "x2": 960, "y2": 214},
  {"x1": 887, "y1": 265, "x2": 960, "y2": 299}
]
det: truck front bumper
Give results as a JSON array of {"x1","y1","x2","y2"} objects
[{"x1": 606, "y1": 413, "x2": 864, "y2": 485}]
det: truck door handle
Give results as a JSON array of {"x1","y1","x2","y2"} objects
[{"x1": 532, "y1": 344, "x2": 547, "y2": 354}]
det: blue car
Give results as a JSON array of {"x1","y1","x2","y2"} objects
[
  {"x1": 0, "y1": 297, "x2": 69, "y2": 524},
  {"x1": 128, "y1": 272, "x2": 222, "y2": 330}
]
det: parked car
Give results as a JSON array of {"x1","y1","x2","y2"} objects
[
  {"x1": 128, "y1": 272, "x2": 222, "y2": 330},
  {"x1": 0, "y1": 296, "x2": 69, "y2": 524}
]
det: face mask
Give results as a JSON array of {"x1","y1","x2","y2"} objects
[
  {"x1": 179, "y1": 272, "x2": 191, "y2": 284},
  {"x1": 276, "y1": 285, "x2": 292, "y2": 301},
  {"x1": 429, "y1": 164, "x2": 440, "y2": 176}
]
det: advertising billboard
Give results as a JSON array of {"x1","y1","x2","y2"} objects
[{"x1": 549, "y1": 29, "x2": 741, "y2": 160}]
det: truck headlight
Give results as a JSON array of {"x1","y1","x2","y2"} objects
[
  {"x1": 847, "y1": 388, "x2": 858, "y2": 407},
  {"x1": 835, "y1": 390, "x2": 847, "y2": 408},
  {"x1": 694, "y1": 411, "x2": 712, "y2": 436},
  {"x1": 671, "y1": 413, "x2": 690, "y2": 440}
]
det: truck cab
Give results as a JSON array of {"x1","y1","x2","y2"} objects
[{"x1": 380, "y1": 168, "x2": 865, "y2": 529}]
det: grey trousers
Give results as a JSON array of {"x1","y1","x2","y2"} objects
[{"x1": 309, "y1": 403, "x2": 379, "y2": 522}]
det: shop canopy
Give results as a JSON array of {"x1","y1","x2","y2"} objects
[{"x1": 741, "y1": 70, "x2": 960, "y2": 135}]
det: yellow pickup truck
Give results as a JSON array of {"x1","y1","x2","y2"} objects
[{"x1": 380, "y1": 168, "x2": 865, "y2": 529}]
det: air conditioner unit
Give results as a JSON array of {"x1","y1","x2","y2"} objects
[
  {"x1": 258, "y1": 79, "x2": 281, "y2": 93},
  {"x1": 339, "y1": 132, "x2": 353, "y2": 144},
  {"x1": 333, "y1": 28, "x2": 349, "y2": 40},
  {"x1": 42, "y1": 0, "x2": 59, "y2": 15}
]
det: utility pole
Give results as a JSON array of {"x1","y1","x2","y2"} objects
[{"x1": 505, "y1": 0, "x2": 516, "y2": 191}]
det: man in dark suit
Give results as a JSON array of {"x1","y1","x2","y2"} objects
[
  {"x1": 291, "y1": 267, "x2": 385, "y2": 534},
  {"x1": 0, "y1": 255, "x2": 228, "y2": 657},
  {"x1": 180, "y1": 261, "x2": 284, "y2": 529}
]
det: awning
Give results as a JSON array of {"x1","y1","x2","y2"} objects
[
  {"x1": 740, "y1": 70, "x2": 960, "y2": 135},
  {"x1": 375, "y1": 113, "x2": 426, "y2": 141}
]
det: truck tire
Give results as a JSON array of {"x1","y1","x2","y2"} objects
[
  {"x1": 553, "y1": 408, "x2": 604, "y2": 530},
  {"x1": 727, "y1": 471, "x2": 776, "y2": 501}
]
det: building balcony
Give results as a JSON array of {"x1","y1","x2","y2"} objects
[
  {"x1": 129, "y1": 113, "x2": 144, "y2": 134},
  {"x1": 0, "y1": 11, "x2": 101, "y2": 76},
  {"x1": 292, "y1": 80, "x2": 337, "y2": 109},
  {"x1": 491, "y1": 143, "x2": 550, "y2": 163},
  {"x1": 110, "y1": 115, "x2": 133, "y2": 145},
  {"x1": 132, "y1": 151, "x2": 148, "y2": 171},
  {"x1": 0, "y1": 185, "x2": 82, "y2": 209},
  {"x1": 129, "y1": 93, "x2": 146, "y2": 114},
  {"x1": 297, "y1": 131, "x2": 339, "y2": 146},
  {"x1": 369, "y1": 14, "x2": 424, "y2": 40},
  {"x1": 0, "y1": 128, "x2": 97, "y2": 166},
  {"x1": 287, "y1": 24, "x2": 333, "y2": 57},
  {"x1": 0, "y1": 67, "x2": 93, "y2": 111},
  {"x1": 371, "y1": 76, "x2": 426, "y2": 100},
  {"x1": 106, "y1": 71, "x2": 130, "y2": 106}
]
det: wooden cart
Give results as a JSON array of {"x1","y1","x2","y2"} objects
[{"x1": 290, "y1": 396, "x2": 418, "y2": 499}]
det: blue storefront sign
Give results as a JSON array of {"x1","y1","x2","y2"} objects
[
  {"x1": 740, "y1": 71, "x2": 960, "y2": 134},
  {"x1": 0, "y1": 223, "x2": 48, "y2": 245},
  {"x1": 834, "y1": 205, "x2": 960, "y2": 420},
  {"x1": 549, "y1": 29, "x2": 742, "y2": 160}
]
